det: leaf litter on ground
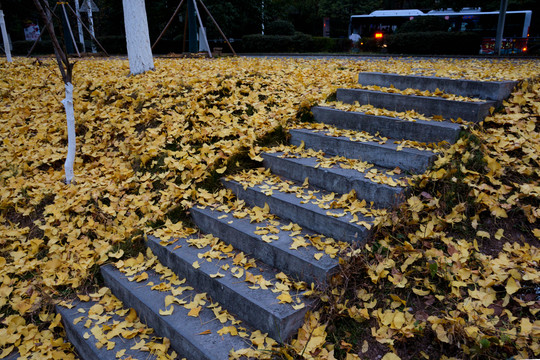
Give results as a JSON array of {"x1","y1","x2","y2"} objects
[{"x1": 0, "y1": 56, "x2": 539, "y2": 359}]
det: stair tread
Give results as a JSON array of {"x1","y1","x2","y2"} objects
[
  {"x1": 100, "y1": 263, "x2": 255, "y2": 360},
  {"x1": 311, "y1": 105, "x2": 462, "y2": 144},
  {"x1": 223, "y1": 171, "x2": 382, "y2": 242},
  {"x1": 146, "y1": 233, "x2": 311, "y2": 341},
  {"x1": 57, "y1": 298, "x2": 171, "y2": 360},
  {"x1": 191, "y1": 204, "x2": 341, "y2": 284},
  {"x1": 357, "y1": 72, "x2": 518, "y2": 101},
  {"x1": 290, "y1": 128, "x2": 438, "y2": 155},
  {"x1": 340, "y1": 87, "x2": 495, "y2": 104},
  {"x1": 336, "y1": 88, "x2": 496, "y2": 122},
  {"x1": 289, "y1": 128, "x2": 436, "y2": 173},
  {"x1": 263, "y1": 150, "x2": 409, "y2": 188}
]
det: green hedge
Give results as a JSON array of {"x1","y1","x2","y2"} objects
[
  {"x1": 242, "y1": 34, "x2": 294, "y2": 52},
  {"x1": 386, "y1": 31, "x2": 482, "y2": 55},
  {"x1": 12, "y1": 40, "x2": 55, "y2": 55},
  {"x1": 242, "y1": 33, "x2": 352, "y2": 53}
]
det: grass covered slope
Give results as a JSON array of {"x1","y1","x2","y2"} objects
[{"x1": 0, "y1": 57, "x2": 539, "y2": 359}]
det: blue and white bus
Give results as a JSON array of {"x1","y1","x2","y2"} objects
[{"x1": 349, "y1": 8, "x2": 532, "y2": 54}]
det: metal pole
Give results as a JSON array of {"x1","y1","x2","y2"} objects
[
  {"x1": 188, "y1": 0, "x2": 197, "y2": 53},
  {"x1": 495, "y1": 0, "x2": 509, "y2": 56},
  {"x1": 66, "y1": 4, "x2": 109, "y2": 56},
  {"x1": 87, "y1": 4, "x2": 97, "y2": 53},
  {"x1": 192, "y1": 0, "x2": 211, "y2": 57},
  {"x1": 60, "y1": 3, "x2": 75, "y2": 54},
  {"x1": 74, "y1": 0, "x2": 86, "y2": 52},
  {"x1": 152, "y1": 0, "x2": 185, "y2": 50},
  {"x1": 197, "y1": 0, "x2": 236, "y2": 56},
  {"x1": 0, "y1": 10, "x2": 12, "y2": 62},
  {"x1": 61, "y1": 4, "x2": 80, "y2": 56}
]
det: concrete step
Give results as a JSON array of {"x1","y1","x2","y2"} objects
[
  {"x1": 57, "y1": 300, "x2": 167, "y2": 360},
  {"x1": 190, "y1": 205, "x2": 339, "y2": 285},
  {"x1": 145, "y1": 234, "x2": 310, "y2": 342},
  {"x1": 222, "y1": 176, "x2": 374, "y2": 243},
  {"x1": 357, "y1": 72, "x2": 517, "y2": 101},
  {"x1": 337, "y1": 88, "x2": 496, "y2": 123},
  {"x1": 261, "y1": 151, "x2": 406, "y2": 207},
  {"x1": 101, "y1": 264, "x2": 252, "y2": 360},
  {"x1": 289, "y1": 128, "x2": 436, "y2": 173},
  {"x1": 312, "y1": 106, "x2": 461, "y2": 144}
]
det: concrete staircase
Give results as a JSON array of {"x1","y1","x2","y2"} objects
[{"x1": 58, "y1": 72, "x2": 517, "y2": 359}]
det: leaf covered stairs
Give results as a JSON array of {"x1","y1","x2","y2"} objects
[{"x1": 58, "y1": 72, "x2": 517, "y2": 359}]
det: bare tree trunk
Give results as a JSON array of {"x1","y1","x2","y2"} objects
[
  {"x1": 122, "y1": 0, "x2": 154, "y2": 75},
  {"x1": 33, "y1": 0, "x2": 77, "y2": 184}
]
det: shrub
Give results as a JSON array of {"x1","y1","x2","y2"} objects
[
  {"x1": 12, "y1": 40, "x2": 54, "y2": 55},
  {"x1": 335, "y1": 38, "x2": 353, "y2": 52},
  {"x1": 312, "y1": 37, "x2": 336, "y2": 52},
  {"x1": 386, "y1": 31, "x2": 481, "y2": 55},
  {"x1": 265, "y1": 20, "x2": 295, "y2": 36},
  {"x1": 291, "y1": 32, "x2": 313, "y2": 52},
  {"x1": 242, "y1": 33, "x2": 313, "y2": 53},
  {"x1": 242, "y1": 34, "x2": 293, "y2": 52}
]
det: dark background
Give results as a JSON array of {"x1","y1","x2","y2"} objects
[{"x1": 0, "y1": 0, "x2": 537, "y2": 52}]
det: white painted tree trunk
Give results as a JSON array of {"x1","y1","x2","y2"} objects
[
  {"x1": 62, "y1": 82, "x2": 76, "y2": 184},
  {"x1": 122, "y1": 0, "x2": 154, "y2": 75},
  {"x1": 0, "y1": 10, "x2": 12, "y2": 62}
]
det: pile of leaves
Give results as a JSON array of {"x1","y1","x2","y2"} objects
[
  {"x1": 0, "y1": 56, "x2": 539, "y2": 359},
  {"x1": 291, "y1": 80, "x2": 540, "y2": 359}
]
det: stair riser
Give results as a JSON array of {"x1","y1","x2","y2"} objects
[
  {"x1": 289, "y1": 130, "x2": 434, "y2": 173},
  {"x1": 146, "y1": 235, "x2": 308, "y2": 341},
  {"x1": 262, "y1": 153, "x2": 404, "y2": 207},
  {"x1": 357, "y1": 72, "x2": 517, "y2": 102},
  {"x1": 312, "y1": 106, "x2": 461, "y2": 144},
  {"x1": 191, "y1": 207, "x2": 338, "y2": 284},
  {"x1": 223, "y1": 179, "x2": 370, "y2": 243},
  {"x1": 337, "y1": 88, "x2": 496, "y2": 123}
]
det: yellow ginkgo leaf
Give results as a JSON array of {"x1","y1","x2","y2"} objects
[
  {"x1": 159, "y1": 306, "x2": 174, "y2": 316},
  {"x1": 277, "y1": 292, "x2": 293, "y2": 304},
  {"x1": 188, "y1": 306, "x2": 202, "y2": 317}
]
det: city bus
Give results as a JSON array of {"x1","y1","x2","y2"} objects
[{"x1": 349, "y1": 8, "x2": 532, "y2": 54}]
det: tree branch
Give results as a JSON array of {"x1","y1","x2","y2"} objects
[{"x1": 32, "y1": 0, "x2": 72, "y2": 84}]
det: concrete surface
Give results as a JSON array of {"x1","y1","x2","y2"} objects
[
  {"x1": 190, "y1": 205, "x2": 339, "y2": 284},
  {"x1": 222, "y1": 178, "x2": 372, "y2": 243},
  {"x1": 145, "y1": 234, "x2": 310, "y2": 342},
  {"x1": 101, "y1": 264, "x2": 252, "y2": 360},
  {"x1": 357, "y1": 72, "x2": 518, "y2": 101},
  {"x1": 311, "y1": 106, "x2": 462, "y2": 143},
  {"x1": 289, "y1": 128, "x2": 436, "y2": 173},
  {"x1": 337, "y1": 88, "x2": 496, "y2": 123},
  {"x1": 262, "y1": 152, "x2": 406, "y2": 207}
]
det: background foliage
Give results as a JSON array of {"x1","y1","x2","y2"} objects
[{"x1": 0, "y1": 0, "x2": 538, "y2": 46}]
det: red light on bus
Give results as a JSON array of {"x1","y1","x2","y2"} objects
[
  {"x1": 375, "y1": 32, "x2": 383, "y2": 39},
  {"x1": 522, "y1": 47, "x2": 527, "y2": 52}
]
